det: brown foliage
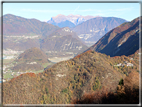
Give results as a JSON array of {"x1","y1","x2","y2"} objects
[
  {"x1": 113, "y1": 56, "x2": 120, "y2": 59},
  {"x1": 71, "y1": 88, "x2": 139, "y2": 104},
  {"x1": 74, "y1": 54, "x2": 81, "y2": 58},
  {"x1": 85, "y1": 50, "x2": 92, "y2": 53},
  {"x1": 124, "y1": 71, "x2": 139, "y2": 90},
  {"x1": 71, "y1": 71, "x2": 140, "y2": 104},
  {"x1": 26, "y1": 73, "x2": 36, "y2": 77},
  {"x1": 3, "y1": 48, "x2": 140, "y2": 104}
]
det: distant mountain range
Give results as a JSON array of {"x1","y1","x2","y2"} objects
[
  {"x1": 2, "y1": 14, "x2": 87, "y2": 57},
  {"x1": 2, "y1": 14, "x2": 128, "y2": 52},
  {"x1": 47, "y1": 14, "x2": 96, "y2": 28},
  {"x1": 71, "y1": 17, "x2": 127, "y2": 46},
  {"x1": 51, "y1": 20, "x2": 76, "y2": 28},
  {"x1": 88, "y1": 16, "x2": 141, "y2": 57},
  {"x1": 47, "y1": 14, "x2": 127, "y2": 46}
]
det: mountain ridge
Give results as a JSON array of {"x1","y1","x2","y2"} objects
[
  {"x1": 87, "y1": 16, "x2": 141, "y2": 56},
  {"x1": 40, "y1": 27, "x2": 88, "y2": 56},
  {"x1": 47, "y1": 14, "x2": 97, "y2": 27},
  {"x1": 2, "y1": 14, "x2": 59, "y2": 37},
  {"x1": 2, "y1": 14, "x2": 87, "y2": 58},
  {"x1": 71, "y1": 16, "x2": 127, "y2": 46}
]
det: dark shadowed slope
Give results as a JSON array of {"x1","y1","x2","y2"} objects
[{"x1": 88, "y1": 16, "x2": 141, "y2": 56}]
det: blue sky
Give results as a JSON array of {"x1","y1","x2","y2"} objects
[{"x1": 3, "y1": 2, "x2": 140, "y2": 22}]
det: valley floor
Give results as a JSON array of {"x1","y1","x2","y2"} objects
[
  {"x1": 48, "y1": 55, "x2": 74, "y2": 63},
  {"x1": 1, "y1": 49, "x2": 76, "y2": 82}
]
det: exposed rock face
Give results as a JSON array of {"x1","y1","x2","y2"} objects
[{"x1": 47, "y1": 14, "x2": 96, "y2": 27}]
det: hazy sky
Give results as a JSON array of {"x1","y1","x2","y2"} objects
[{"x1": 3, "y1": 2, "x2": 140, "y2": 22}]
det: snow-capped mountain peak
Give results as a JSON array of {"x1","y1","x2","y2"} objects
[{"x1": 47, "y1": 14, "x2": 96, "y2": 26}]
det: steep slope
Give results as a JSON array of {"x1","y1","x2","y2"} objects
[
  {"x1": 40, "y1": 27, "x2": 88, "y2": 57},
  {"x1": 3, "y1": 49, "x2": 139, "y2": 104},
  {"x1": 10, "y1": 47, "x2": 52, "y2": 72},
  {"x1": 88, "y1": 16, "x2": 141, "y2": 56},
  {"x1": 71, "y1": 17, "x2": 127, "y2": 46}
]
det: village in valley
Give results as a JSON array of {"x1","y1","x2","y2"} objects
[
  {"x1": 1, "y1": 48, "x2": 74, "y2": 82},
  {"x1": 114, "y1": 61, "x2": 133, "y2": 67},
  {"x1": 1, "y1": 49, "x2": 35, "y2": 82}
]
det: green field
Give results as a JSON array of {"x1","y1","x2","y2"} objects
[
  {"x1": 3, "y1": 72, "x2": 13, "y2": 79},
  {"x1": 42, "y1": 62, "x2": 53, "y2": 68},
  {"x1": 3, "y1": 59, "x2": 14, "y2": 64},
  {"x1": 33, "y1": 70, "x2": 44, "y2": 74},
  {"x1": 3, "y1": 61, "x2": 55, "y2": 80}
]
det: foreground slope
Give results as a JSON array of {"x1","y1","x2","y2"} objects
[
  {"x1": 88, "y1": 16, "x2": 141, "y2": 56},
  {"x1": 72, "y1": 71, "x2": 139, "y2": 104},
  {"x1": 3, "y1": 49, "x2": 139, "y2": 104}
]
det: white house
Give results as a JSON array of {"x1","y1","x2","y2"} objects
[{"x1": 127, "y1": 63, "x2": 133, "y2": 67}]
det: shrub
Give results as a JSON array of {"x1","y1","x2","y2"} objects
[
  {"x1": 61, "y1": 88, "x2": 68, "y2": 93},
  {"x1": 93, "y1": 79, "x2": 100, "y2": 91},
  {"x1": 45, "y1": 88, "x2": 48, "y2": 94},
  {"x1": 119, "y1": 78, "x2": 124, "y2": 85}
]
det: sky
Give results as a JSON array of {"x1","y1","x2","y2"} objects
[{"x1": 2, "y1": 2, "x2": 141, "y2": 22}]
